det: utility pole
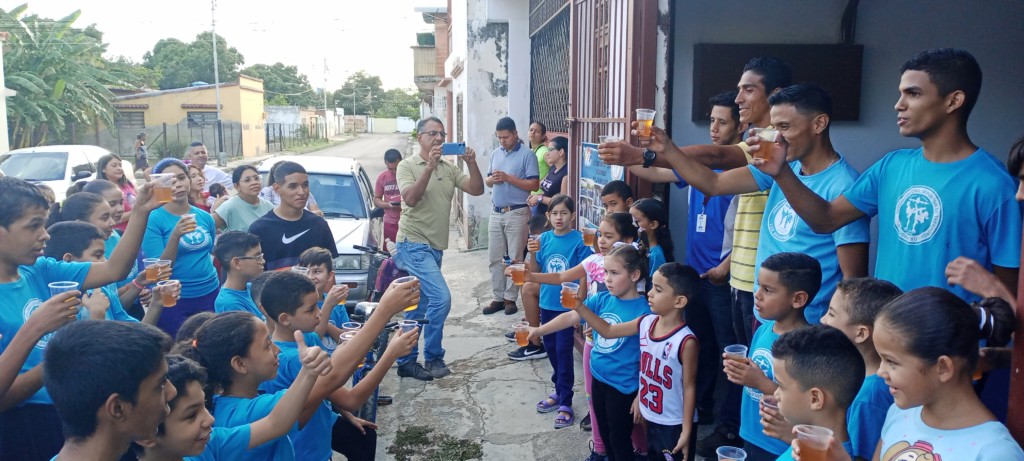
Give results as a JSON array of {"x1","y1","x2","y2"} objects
[
  {"x1": 323, "y1": 58, "x2": 329, "y2": 139},
  {"x1": 211, "y1": 0, "x2": 226, "y2": 165}
]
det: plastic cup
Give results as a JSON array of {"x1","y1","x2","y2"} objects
[
  {"x1": 143, "y1": 258, "x2": 161, "y2": 282},
  {"x1": 338, "y1": 331, "x2": 365, "y2": 367},
  {"x1": 598, "y1": 135, "x2": 621, "y2": 144},
  {"x1": 794, "y1": 424, "x2": 833, "y2": 461},
  {"x1": 582, "y1": 228, "x2": 596, "y2": 246},
  {"x1": 157, "y1": 279, "x2": 180, "y2": 307},
  {"x1": 340, "y1": 322, "x2": 362, "y2": 334},
  {"x1": 761, "y1": 394, "x2": 779, "y2": 411},
  {"x1": 528, "y1": 234, "x2": 540, "y2": 253},
  {"x1": 635, "y1": 108, "x2": 656, "y2": 136},
  {"x1": 513, "y1": 321, "x2": 529, "y2": 347},
  {"x1": 716, "y1": 446, "x2": 747, "y2": 461},
  {"x1": 181, "y1": 213, "x2": 197, "y2": 233},
  {"x1": 48, "y1": 281, "x2": 79, "y2": 301},
  {"x1": 290, "y1": 266, "x2": 309, "y2": 276},
  {"x1": 510, "y1": 263, "x2": 526, "y2": 286},
  {"x1": 399, "y1": 319, "x2": 419, "y2": 334},
  {"x1": 394, "y1": 275, "x2": 419, "y2": 311},
  {"x1": 724, "y1": 344, "x2": 748, "y2": 362},
  {"x1": 150, "y1": 173, "x2": 174, "y2": 203},
  {"x1": 561, "y1": 282, "x2": 580, "y2": 309},
  {"x1": 156, "y1": 260, "x2": 172, "y2": 280},
  {"x1": 750, "y1": 127, "x2": 779, "y2": 160}
]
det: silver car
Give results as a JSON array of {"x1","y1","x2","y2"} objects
[
  {"x1": 0, "y1": 145, "x2": 112, "y2": 202},
  {"x1": 256, "y1": 155, "x2": 381, "y2": 306}
]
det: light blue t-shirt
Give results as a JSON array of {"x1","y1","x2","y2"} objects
[
  {"x1": 879, "y1": 404, "x2": 1024, "y2": 460},
  {"x1": 487, "y1": 141, "x2": 541, "y2": 208},
  {"x1": 848, "y1": 374, "x2": 893, "y2": 460},
  {"x1": 749, "y1": 157, "x2": 870, "y2": 323},
  {"x1": 536, "y1": 230, "x2": 593, "y2": 311},
  {"x1": 0, "y1": 257, "x2": 90, "y2": 405},
  {"x1": 185, "y1": 425, "x2": 251, "y2": 461},
  {"x1": 585, "y1": 292, "x2": 651, "y2": 394},
  {"x1": 259, "y1": 337, "x2": 337, "y2": 461},
  {"x1": 211, "y1": 392, "x2": 296, "y2": 461},
  {"x1": 843, "y1": 148, "x2": 1021, "y2": 302},
  {"x1": 320, "y1": 297, "x2": 351, "y2": 352},
  {"x1": 647, "y1": 245, "x2": 666, "y2": 280},
  {"x1": 104, "y1": 231, "x2": 144, "y2": 289},
  {"x1": 142, "y1": 206, "x2": 219, "y2": 299},
  {"x1": 79, "y1": 284, "x2": 138, "y2": 322},
  {"x1": 215, "y1": 285, "x2": 264, "y2": 320},
  {"x1": 739, "y1": 321, "x2": 788, "y2": 455},
  {"x1": 776, "y1": 440, "x2": 853, "y2": 461}
]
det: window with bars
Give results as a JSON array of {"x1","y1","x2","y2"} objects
[
  {"x1": 115, "y1": 111, "x2": 145, "y2": 129},
  {"x1": 187, "y1": 112, "x2": 218, "y2": 128},
  {"x1": 529, "y1": 6, "x2": 570, "y2": 133}
]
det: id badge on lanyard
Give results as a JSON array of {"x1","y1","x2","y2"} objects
[{"x1": 696, "y1": 195, "x2": 710, "y2": 233}]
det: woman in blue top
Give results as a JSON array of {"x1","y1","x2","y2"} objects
[{"x1": 143, "y1": 159, "x2": 220, "y2": 337}]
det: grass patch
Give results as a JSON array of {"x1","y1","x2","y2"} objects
[{"x1": 387, "y1": 425, "x2": 483, "y2": 461}]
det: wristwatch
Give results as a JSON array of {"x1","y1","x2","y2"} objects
[{"x1": 642, "y1": 148, "x2": 656, "y2": 168}]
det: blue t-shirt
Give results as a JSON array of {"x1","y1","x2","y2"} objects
[
  {"x1": 0, "y1": 257, "x2": 90, "y2": 405},
  {"x1": 215, "y1": 285, "x2": 264, "y2": 320},
  {"x1": 843, "y1": 148, "x2": 1021, "y2": 302},
  {"x1": 536, "y1": 230, "x2": 593, "y2": 311},
  {"x1": 777, "y1": 440, "x2": 853, "y2": 461},
  {"x1": 585, "y1": 292, "x2": 651, "y2": 394},
  {"x1": 259, "y1": 337, "x2": 337, "y2": 461},
  {"x1": 319, "y1": 297, "x2": 351, "y2": 352},
  {"x1": 185, "y1": 425, "x2": 251, "y2": 461},
  {"x1": 79, "y1": 284, "x2": 138, "y2": 322},
  {"x1": 749, "y1": 158, "x2": 870, "y2": 323},
  {"x1": 104, "y1": 232, "x2": 144, "y2": 289},
  {"x1": 647, "y1": 245, "x2": 666, "y2": 280},
  {"x1": 848, "y1": 374, "x2": 893, "y2": 460},
  {"x1": 879, "y1": 405, "x2": 1024, "y2": 460},
  {"x1": 211, "y1": 393, "x2": 296, "y2": 461},
  {"x1": 739, "y1": 321, "x2": 788, "y2": 455},
  {"x1": 673, "y1": 171, "x2": 733, "y2": 274},
  {"x1": 142, "y1": 206, "x2": 219, "y2": 299}
]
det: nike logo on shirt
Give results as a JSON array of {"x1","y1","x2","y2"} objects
[{"x1": 282, "y1": 230, "x2": 310, "y2": 244}]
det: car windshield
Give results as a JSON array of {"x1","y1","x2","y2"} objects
[
  {"x1": 308, "y1": 173, "x2": 366, "y2": 219},
  {"x1": 0, "y1": 152, "x2": 68, "y2": 181}
]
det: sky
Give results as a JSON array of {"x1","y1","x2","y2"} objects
[{"x1": 10, "y1": 0, "x2": 445, "y2": 90}]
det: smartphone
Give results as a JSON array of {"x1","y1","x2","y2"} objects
[
  {"x1": 441, "y1": 142, "x2": 466, "y2": 155},
  {"x1": 390, "y1": 201, "x2": 401, "y2": 207}
]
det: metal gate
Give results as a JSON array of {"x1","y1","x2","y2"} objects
[{"x1": 530, "y1": 1, "x2": 571, "y2": 134}]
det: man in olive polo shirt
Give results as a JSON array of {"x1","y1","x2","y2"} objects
[{"x1": 393, "y1": 116, "x2": 485, "y2": 380}]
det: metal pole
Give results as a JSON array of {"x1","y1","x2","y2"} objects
[{"x1": 211, "y1": 0, "x2": 226, "y2": 165}]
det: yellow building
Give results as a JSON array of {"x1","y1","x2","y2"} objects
[{"x1": 104, "y1": 75, "x2": 266, "y2": 159}]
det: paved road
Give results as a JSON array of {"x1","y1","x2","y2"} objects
[{"x1": 307, "y1": 132, "x2": 412, "y2": 181}]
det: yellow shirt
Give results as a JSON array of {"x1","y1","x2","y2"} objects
[
  {"x1": 730, "y1": 142, "x2": 768, "y2": 292},
  {"x1": 395, "y1": 154, "x2": 469, "y2": 250}
]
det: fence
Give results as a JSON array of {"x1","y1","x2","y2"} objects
[
  {"x1": 80, "y1": 120, "x2": 246, "y2": 162},
  {"x1": 265, "y1": 121, "x2": 326, "y2": 154}
]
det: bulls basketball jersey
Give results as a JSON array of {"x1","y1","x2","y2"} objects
[{"x1": 637, "y1": 314, "x2": 697, "y2": 425}]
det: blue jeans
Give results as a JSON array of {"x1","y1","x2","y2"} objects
[
  {"x1": 394, "y1": 241, "x2": 451, "y2": 365},
  {"x1": 541, "y1": 308, "x2": 575, "y2": 408}
]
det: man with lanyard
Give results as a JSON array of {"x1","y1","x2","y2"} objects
[{"x1": 482, "y1": 117, "x2": 540, "y2": 316}]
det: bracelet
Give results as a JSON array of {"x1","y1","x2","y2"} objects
[{"x1": 132, "y1": 279, "x2": 145, "y2": 290}]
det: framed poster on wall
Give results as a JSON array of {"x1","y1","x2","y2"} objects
[{"x1": 578, "y1": 141, "x2": 625, "y2": 230}]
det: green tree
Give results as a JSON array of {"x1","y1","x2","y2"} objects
[
  {"x1": 333, "y1": 71, "x2": 383, "y2": 115},
  {"x1": 142, "y1": 32, "x2": 245, "y2": 90},
  {"x1": 376, "y1": 88, "x2": 420, "y2": 118},
  {"x1": 106, "y1": 55, "x2": 161, "y2": 89},
  {"x1": 1, "y1": 5, "x2": 132, "y2": 147},
  {"x1": 241, "y1": 63, "x2": 318, "y2": 107}
]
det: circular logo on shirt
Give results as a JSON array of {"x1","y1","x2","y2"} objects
[
  {"x1": 22, "y1": 299, "x2": 56, "y2": 349},
  {"x1": 767, "y1": 201, "x2": 799, "y2": 242},
  {"x1": 594, "y1": 312, "x2": 627, "y2": 353},
  {"x1": 179, "y1": 225, "x2": 212, "y2": 251},
  {"x1": 546, "y1": 255, "x2": 569, "y2": 274},
  {"x1": 894, "y1": 186, "x2": 942, "y2": 245},
  {"x1": 744, "y1": 348, "x2": 775, "y2": 400}
]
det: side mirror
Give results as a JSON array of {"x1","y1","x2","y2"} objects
[
  {"x1": 370, "y1": 207, "x2": 385, "y2": 219},
  {"x1": 73, "y1": 170, "x2": 93, "y2": 181}
]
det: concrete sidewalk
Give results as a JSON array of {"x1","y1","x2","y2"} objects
[{"x1": 370, "y1": 228, "x2": 593, "y2": 460}]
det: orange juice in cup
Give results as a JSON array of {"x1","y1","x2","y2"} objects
[
  {"x1": 794, "y1": 425, "x2": 832, "y2": 461},
  {"x1": 151, "y1": 174, "x2": 174, "y2": 203},
  {"x1": 157, "y1": 280, "x2": 180, "y2": 307},
  {"x1": 513, "y1": 321, "x2": 529, "y2": 347},
  {"x1": 394, "y1": 275, "x2": 419, "y2": 311},
  {"x1": 143, "y1": 258, "x2": 161, "y2": 282},
  {"x1": 635, "y1": 109, "x2": 656, "y2": 137},
  {"x1": 510, "y1": 264, "x2": 526, "y2": 286},
  {"x1": 582, "y1": 228, "x2": 596, "y2": 246},
  {"x1": 751, "y1": 127, "x2": 779, "y2": 160},
  {"x1": 560, "y1": 282, "x2": 580, "y2": 309}
]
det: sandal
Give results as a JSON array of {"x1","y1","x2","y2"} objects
[
  {"x1": 554, "y1": 406, "x2": 574, "y2": 429},
  {"x1": 536, "y1": 393, "x2": 559, "y2": 413}
]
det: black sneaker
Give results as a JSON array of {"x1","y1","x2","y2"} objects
[
  {"x1": 424, "y1": 359, "x2": 451, "y2": 378},
  {"x1": 696, "y1": 424, "x2": 740, "y2": 459},
  {"x1": 508, "y1": 343, "x2": 547, "y2": 360},
  {"x1": 504, "y1": 331, "x2": 516, "y2": 342},
  {"x1": 580, "y1": 412, "x2": 592, "y2": 431},
  {"x1": 396, "y1": 362, "x2": 433, "y2": 381}
]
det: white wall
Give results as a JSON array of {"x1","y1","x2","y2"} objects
[{"x1": 669, "y1": 0, "x2": 1024, "y2": 264}]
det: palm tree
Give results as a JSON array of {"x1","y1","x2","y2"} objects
[{"x1": 2, "y1": 4, "x2": 131, "y2": 148}]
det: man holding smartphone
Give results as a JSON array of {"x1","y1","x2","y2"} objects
[
  {"x1": 484, "y1": 117, "x2": 540, "y2": 316},
  {"x1": 374, "y1": 148, "x2": 404, "y2": 249}
]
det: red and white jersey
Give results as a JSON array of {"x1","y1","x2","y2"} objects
[{"x1": 637, "y1": 314, "x2": 697, "y2": 425}]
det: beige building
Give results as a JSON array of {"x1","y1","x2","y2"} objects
[{"x1": 96, "y1": 75, "x2": 267, "y2": 160}]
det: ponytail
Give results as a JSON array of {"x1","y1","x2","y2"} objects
[
  {"x1": 631, "y1": 198, "x2": 674, "y2": 263},
  {"x1": 46, "y1": 192, "x2": 105, "y2": 228},
  {"x1": 974, "y1": 297, "x2": 1015, "y2": 347},
  {"x1": 608, "y1": 243, "x2": 649, "y2": 291},
  {"x1": 174, "y1": 312, "x2": 260, "y2": 406}
]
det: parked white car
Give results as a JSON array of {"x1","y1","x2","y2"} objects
[
  {"x1": 0, "y1": 145, "x2": 112, "y2": 202},
  {"x1": 256, "y1": 155, "x2": 382, "y2": 305}
]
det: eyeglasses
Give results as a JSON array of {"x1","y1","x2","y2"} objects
[
  {"x1": 234, "y1": 253, "x2": 265, "y2": 262},
  {"x1": 421, "y1": 130, "x2": 446, "y2": 138}
]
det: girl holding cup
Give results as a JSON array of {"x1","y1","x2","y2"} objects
[{"x1": 142, "y1": 158, "x2": 219, "y2": 337}]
